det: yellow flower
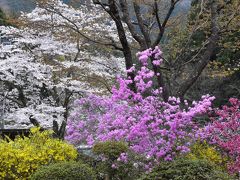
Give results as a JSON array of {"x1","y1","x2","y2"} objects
[
  {"x1": 186, "y1": 141, "x2": 229, "y2": 170},
  {"x1": 0, "y1": 128, "x2": 77, "y2": 179}
]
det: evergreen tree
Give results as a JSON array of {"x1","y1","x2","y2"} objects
[{"x1": 0, "y1": 8, "x2": 7, "y2": 26}]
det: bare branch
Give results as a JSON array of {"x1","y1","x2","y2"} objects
[
  {"x1": 119, "y1": 0, "x2": 145, "y2": 47},
  {"x1": 177, "y1": 0, "x2": 220, "y2": 99},
  {"x1": 133, "y1": 1, "x2": 151, "y2": 48},
  {"x1": 43, "y1": 5, "x2": 124, "y2": 51},
  {"x1": 152, "y1": 0, "x2": 179, "y2": 47}
]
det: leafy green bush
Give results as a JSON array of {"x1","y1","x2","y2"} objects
[
  {"x1": 93, "y1": 141, "x2": 128, "y2": 161},
  {"x1": 93, "y1": 141, "x2": 139, "y2": 180},
  {"x1": 30, "y1": 161, "x2": 96, "y2": 180},
  {"x1": 0, "y1": 127, "x2": 77, "y2": 179},
  {"x1": 140, "y1": 158, "x2": 233, "y2": 180}
]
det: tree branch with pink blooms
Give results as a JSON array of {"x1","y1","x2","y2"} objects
[{"x1": 65, "y1": 46, "x2": 215, "y2": 167}]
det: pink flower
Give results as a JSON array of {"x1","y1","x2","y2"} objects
[
  {"x1": 152, "y1": 60, "x2": 161, "y2": 66},
  {"x1": 200, "y1": 98, "x2": 240, "y2": 173},
  {"x1": 111, "y1": 163, "x2": 117, "y2": 169},
  {"x1": 65, "y1": 46, "x2": 214, "y2": 166}
]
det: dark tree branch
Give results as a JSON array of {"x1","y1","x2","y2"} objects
[
  {"x1": 152, "y1": 0, "x2": 179, "y2": 48},
  {"x1": 154, "y1": 0, "x2": 163, "y2": 32},
  {"x1": 133, "y1": 2, "x2": 151, "y2": 48},
  {"x1": 43, "y1": 5, "x2": 124, "y2": 51},
  {"x1": 29, "y1": 115, "x2": 40, "y2": 127},
  {"x1": 177, "y1": 0, "x2": 219, "y2": 99},
  {"x1": 119, "y1": 0, "x2": 145, "y2": 47},
  {"x1": 95, "y1": 0, "x2": 136, "y2": 92}
]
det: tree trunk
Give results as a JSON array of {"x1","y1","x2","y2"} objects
[
  {"x1": 177, "y1": 0, "x2": 219, "y2": 100},
  {"x1": 108, "y1": 0, "x2": 136, "y2": 92}
]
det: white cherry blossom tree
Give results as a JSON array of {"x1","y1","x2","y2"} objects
[{"x1": 0, "y1": 0, "x2": 126, "y2": 131}]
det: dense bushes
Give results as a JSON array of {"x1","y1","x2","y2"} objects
[
  {"x1": 140, "y1": 158, "x2": 233, "y2": 180},
  {"x1": 186, "y1": 141, "x2": 228, "y2": 170},
  {"x1": 0, "y1": 127, "x2": 77, "y2": 179},
  {"x1": 30, "y1": 161, "x2": 96, "y2": 180},
  {"x1": 92, "y1": 141, "x2": 139, "y2": 180},
  {"x1": 64, "y1": 46, "x2": 237, "y2": 178},
  {"x1": 93, "y1": 141, "x2": 128, "y2": 161},
  {"x1": 203, "y1": 98, "x2": 240, "y2": 173},
  {"x1": 63, "y1": 45, "x2": 239, "y2": 178}
]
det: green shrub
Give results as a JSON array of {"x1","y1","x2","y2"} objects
[
  {"x1": 93, "y1": 141, "x2": 128, "y2": 161},
  {"x1": 140, "y1": 158, "x2": 233, "y2": 180},
  {"x1": 93, "y1": 141, "x2": 138, "y2": 180},
  {"x1": 0, "y1": 127, "x2": 77, "y2": 179},
  {"x1": 77, "y1": 152, "x2": 97, "y2": 168},
  {"x1": 30, "y1": 161, "x2": 96, "y2": 180}
]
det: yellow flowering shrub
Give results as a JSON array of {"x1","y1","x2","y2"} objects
[
  {"x1": 0, "y1": 127, "x2": 78, "y2": 179},
  {"x1": 186, "y1": 141, "x2": 228, "y2": 170}
]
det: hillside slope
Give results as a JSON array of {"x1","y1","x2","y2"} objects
[{"x1": 0, "y1": 0, "x2": 36, "y2": 15}]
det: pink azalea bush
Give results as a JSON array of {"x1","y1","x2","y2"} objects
[
  {"x1": 65, "y1": 46, "x2": 215, "y2": 163},
  {"x1": 202, "y1": 98, "x2": 240, "y2": 173}
]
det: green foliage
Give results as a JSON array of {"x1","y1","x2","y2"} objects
[
  {"x1": 77, "y1": 152, "x2": 97, "y2": 168},
  {"x1": 92, "y1": 141, "x2": 139, "y2": 180},
  {"x1": 140, "y1": 158, "x2": 233, "y2": 180},
  {"x1": 186, "y1": 141, "x2": 228, "y2": 170},
  {"x1": 188, "y1": 0, "x2": 240, "y2": 74},
  {"x1": 165, "y1": 0, "x2": 240, "y2": 104},
  {"x1": 0, "y1": 127, "x2": 77, "y2": 179},
  {"x1": 0, "y1": 8, "x2": 7, "y2": 26},
  {"x1": 93, "y1": 141, "x2": 128, "y2": 161},
  {"x1": 56, "y1": 55, "x2": 65, "y2": 62},
  {"x1": 30, "y1": 161, "x2": 97, "y2": 180}
]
